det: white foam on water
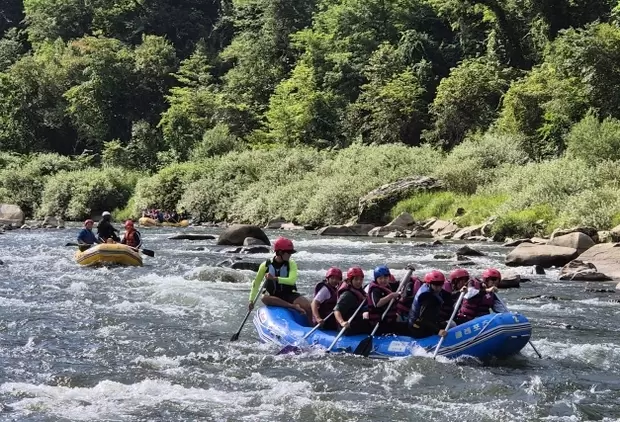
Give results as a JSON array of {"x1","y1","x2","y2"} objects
[
  {"x1": 531, "y1": 339, "x2": 620, "y2": 370},
  {"x1": 132, "y1": 355, "x2": 182, "y2": 370}
]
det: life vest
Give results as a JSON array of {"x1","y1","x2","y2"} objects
[
  {"x1": 457, "y1": 279, "x2": 496, "y2": 321},
  {"x1": 410, "y1": 283, "x2": 444, "y2": 322},
  {"x1": 395, "y1": 277, "x2": 420, "y2": 316},
  {"x1": 265, "y1": 259, "x2": 297, "y2": 294},
  {"x1": 336, "y1": 282, "x2": 367, "y2": 321},
  {"x1": 438, "y1": 290, "x2": 454, "y2": 322},
  {"x1": 124, "y1": 229, "x2": 141, "y2": 248},
  {"x1": 367, "y1": 282, "x2": 398, "y2": 323},
  {"x1": 313, "y1": 280, "x2": 338, "y2": 323}
]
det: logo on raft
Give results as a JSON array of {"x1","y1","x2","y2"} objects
[{"x1": 258, "y1": 308, "x2": 267, "y2": 323}]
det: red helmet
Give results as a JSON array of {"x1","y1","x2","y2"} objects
[
  {"x1": 124, "y1": 220, "x2": 134, "y2": 229},
  {"x1": 84, "y1": 219, "x2": 94, "y2": 226},
  {"x1": 449, "y1": 268, "x2": 470, "y2": 282},
  {"x1": 273, "y1": 237, "x2": 296, "y2": 253},
  {"x1": 482, "y1": 268, "x2": 501, "y2": 281},
  {"x1": 326, "y1": 267, "x2": 343, "y2": 280},
  {"x1": 424, "y1": 270, "x2": 446, "y2": 285},
  {"x1": 346, "y1": 266, "x2": 364, "y2": 280}
]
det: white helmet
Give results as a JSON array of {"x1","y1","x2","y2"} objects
[{"x1": 102, "y1": 211, "x2": 111, "y2": 217}]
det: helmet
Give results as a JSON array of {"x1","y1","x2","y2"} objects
[
  {"x1": 373, "y1": 265, "x2": 391, "y2": 280},
  {"x1": 102, "y1": 211, "x2": 111, "y2": 217},
  {"x1": 424, "y1": 270, "x2": 446, "y2": 285},
  {"x1": 346, "y1": 266, "x2": 364, "y2": 280},
  {"x1": 482, "y1": 268, "x2": 501, "y2": 281},
  {"x1": 449, "y1": 268, "x2": 470, "y2": 282},
  {"x1": 273, "y1": 237, "x2": 296, "y2": 253},
  {"x1": 325, "y1": 267, "x2": 343, "y2": 280},
  {"x1": 84, "y1": 219, "x2": 94, "y2": 226},
  {"x1": 124, "y1": 220, "x2": 134, "y2": 228}
]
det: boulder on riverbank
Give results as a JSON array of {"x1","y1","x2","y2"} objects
[
  {"x1": 505, "y1": 243, "x2": 579, "y2": 268},
  {"x1": 318, "y1": 223, "x2": 375, "y2": 236},
  {"x1": 217, "y1": 225, "x2": 270, "y2": 246},
  {"x1": 574, "y1": 243, "x2": 620, "y2": 279},
  {"x1": 0, "y1": 204, "x2": 25, "y2": 226},
  {"x1": 559, "y1": 260, "x2": 612, "y2": 281},
  {"x1": 548, "y1": 232, "x2": 595, "y2": 254},
  {"x1": 357, "y1": 176, "x2": 443, "y2": 225}
]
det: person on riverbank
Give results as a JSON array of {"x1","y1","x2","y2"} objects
[
  {"x1": 97, "y1": 211, "x2": 120, "y2": 242},
  {"x1": 367, "y1": 265, "x2": 413, "y2": 335},
  {"x1": 409, "y1": 270, "x2": 450, "y2": 339},
  {"x1": 120, "y1": 220, "x2": 142, "y2": 249},
  {"x1": 77, "y1": 219, "x2": 100, "y2": 249},
  {"x1": 457, "y1": 268, "x2": 508, "y2": 323},
  {"x1": 248, "y1": 237, "x2": 312, "y2": 317},
  {"x1": 334, "y1": 266, "x2": 372, "y2": 335},
  {"x1": 311, "y1": 267, "x2": 342, "y2": 330}
]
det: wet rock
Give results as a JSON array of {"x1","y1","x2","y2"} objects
[
  {"x1": 317, "y1": 224, "x2": 375, "y2": 236},
  {"x1": 386, "y1": 212, "x2": 416, "y2": 229},
  {"x1": 498, "y1": 272, "x2": 521, "y2": 289},
  {"x1": 551, "y1": 226, "x2": 599, "y2": 244},
  {"x1": 451, "y1": 224, "x2": 485, "y2": 240},
  {"x1": 549, "y1": 232, "x2": 595, "y2": 255},
  {"x1": 407, "y1": 229, "x2": 433, "y2": 238},
  {"x1": 454, "y1": 259, "x2": 475, "y2": 266},
  {"x1": 466, "y1": 236, "x2": 490, "y2": 242},
  {"x1": 575, "y1": 243, "x2": 620, "y2": 279},
  {"x1": 455, "y1": 245, "x2": 486, "y2": 257},
  {"x1": 519, "y1": 294, "x2": 560, "y2": 301},
  {"x1": 411, "y1": 240, "x2": 442, "y2": 247},
  {"x1": 617, "y1": 281, "x2": 620, "y2": 290},
  {"x1": 0, "y1": 204, "x2": 25, "y2": 226},
  {"x1": 369, "y1": 225, "x2": 407, "y2": 237},
  {"x1": 505, "y1": 243, "x2": 578, "y2": 268},
  {"x1": 217, "y1": 224, "x2": 270, "y2": 246},
  {"x1": 169, "y1": 233, "x2": 217, "y2": 240},
  {"x1": 0, "y1": 259, "x2": 3, "y2": 265},
  {"x1": 194, "y1": 247, "x2": 205, "y2": 251},
  {"x1": 384, "y1": 230, "x2": 406, "y2": 238},
  {"x1": 243, "y1": 237, "x2": 268, "y2": 246},
  {"x1": 358, "y1": 176, "x2": 443, "y2": 225},
  {"x1": 265, "y1": 216, "x2": 287, "y2": 229},
  {"x1": 559, "y1": 260, "x2": 612, "y2": 281},
  {"x1": 216, "y1": 258, "x2": 262, "y2": 272},
  {"x1": 534, "y1": 265, "x2": 546, "y2": 275},
  {"x1": 433, "y1": 253, "x2": 453, "y2": 260},
  {"x1": 242, "y1": 246, "x2": 270, "y2": 254},
  {"x1": 584, "y1": 288, "x2": 616, "y2": 293},
  {"x1": 503, "y1": 238, "x2": 532, "y2": 247},
  {"x1": 20, "y1": 224, "x2": 30, "y2": 230},
  {"x1": 42, "y1": 216, "x2": 64, "y2": 228}
]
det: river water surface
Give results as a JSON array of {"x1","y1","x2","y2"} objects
[{"x1": 1, "y1": 227, "x2": 619, "y2": 421}]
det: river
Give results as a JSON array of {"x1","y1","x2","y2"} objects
[{"x1": 1, "y1": 226, "x2": 619, "y2": 421}]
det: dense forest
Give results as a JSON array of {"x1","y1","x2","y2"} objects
[{"x1": 2, "y1": 0, "x2": 620, "y2": 237}]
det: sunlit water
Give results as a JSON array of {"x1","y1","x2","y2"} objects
[{"x1": 1, "y1": 227, "x2": 619, "y2": 421}]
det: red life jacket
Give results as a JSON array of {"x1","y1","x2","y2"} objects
[
  {"x1": 313, "y1": 280, "x2": 338, "y2": 323},
  {"x1": 336, "y1": 282, "x2": 367, "y2": 321},
  {"x1": 123, "y1": 229, "x2": 140, "y2": 248},
  {"x1": 367, "y1": 282, "x2": 398, "y2": 323},
  {"x1": 395, "y1": 277, "x2": 420, "y2": 316},
  {"x1": 457, "y1": 279, "x2": 496, "y2": 321}
]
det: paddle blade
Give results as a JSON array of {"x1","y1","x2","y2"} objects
[
  {"x1": 141, "y1": 248, "x2": 155, "y2": 257},
  {"x1": 65, "y1": 242, "x2": 78, "y2": 247},
  {"x1": 277, "y1": 345, "x2": 303, "y2": 355},
  {"x1": 353, "y1": 336, "x2": 373, "y2": 357},
  {"x1": 230, "y1": 331, "x2": 241, "y2": 342}
]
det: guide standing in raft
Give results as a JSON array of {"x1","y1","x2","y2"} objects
[{"x1": 248, "y1": 237, "x2": 312, "y2": 317}]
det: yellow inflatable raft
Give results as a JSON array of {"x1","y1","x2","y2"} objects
[
  {"x1": 75, "y1": 243, "x2": 143, "y2": 267},
  {"x1": 138, "y1": 217, "x2": 190, "y2": 228}
]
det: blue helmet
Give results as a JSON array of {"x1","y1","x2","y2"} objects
[{"x1": 373, "y1": 265, "x2": 391, "y2": 280}]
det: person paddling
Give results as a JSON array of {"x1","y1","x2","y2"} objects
[
  {"x1": 97, "y1": 211, "x2": 120, "y2": 242},
  {"x1": 457, "y1": 268, "x2": 508, "y2": 323},
  {"x1": 333, "y1": 267, "x2": 372, "y2": 335},
  {"x1": 248, "y1": 237, "x2": 312, "y2": 317},
  {"x1": 77, "y1": 219, "x2": 100, "y2": 250},
  {"x1": 120, "y1": 220, "x2": 142, "y2": 249},
  {"x1": 311, "y1": 267, "x2": 342, "y2": 330},
  {"x1": 366, "y1": 265, "x2": 412, "y2": 335},
  {"x1": 409, "y1": 270, "x2": 452, "y2": 339}
]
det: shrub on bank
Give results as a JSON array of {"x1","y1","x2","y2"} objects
[{"x1": 38, "y1": 167, "x2": 139, "y2": 220}]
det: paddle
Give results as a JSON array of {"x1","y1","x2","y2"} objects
[
  {"x1": 230, "y1": 277, "x2": 267, "y2": 342},
  {"x1": 495, "y1": 295, "x2": 543, "y2": 359},
  {"x1": 432, "y1": 290, "x2": 466, "y2": 359},
  {"x1": 353, "y1": 267, "x2": 415, "y2": 357},
  {"x1": 277, "y1": 311, "x2": 335, "y2": 355},
  {"x1": 326, "y1": 301, "x2": 366, "y2": 352},
  {"x1": 65, "y1": 242, "x2": 155, "y2": 257}
]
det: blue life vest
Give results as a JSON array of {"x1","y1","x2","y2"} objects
[{"x1": 409, "y1": 283, "x2": 443, "y2": 323}]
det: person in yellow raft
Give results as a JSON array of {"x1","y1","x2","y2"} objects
[{"x1": 248, "y1": 237, "x2": 312, "y2": 317}]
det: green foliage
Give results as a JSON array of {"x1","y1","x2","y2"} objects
[
  {"x1": 434, "y1": 132, "x2": 530, "y2": 194},
  {"x1": 38, "y1": 167, "x2": 139, "y2": 219},
  {"x1": 565, "y1": 111, "x2": 620, "y2": 165},
  {"x1": 490, "y1": 204, "x2": 555, "y2": 240},
  {"x1": 190, "y1": 123, "x2": 243, "y2": 160}
]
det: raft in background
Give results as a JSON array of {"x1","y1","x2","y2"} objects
[
  {"x1": 138, "y1": 217, "x2": 190, "y2": 228},
  {"x1": 254, "y1": 307, "x2": 532, "y2": 360},
  {"x1": 75, "y1": 243, "x2": 143, "y2": 267}
]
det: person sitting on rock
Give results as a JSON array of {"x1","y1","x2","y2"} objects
[
  {"x1": 97, "y1": 211, "x2": 120, "y2": 242},
  {"x1": 334, "y1": 266, "x2": 372, "y2": 335},
  {"x1": 248, "y1": 237, "x2": 312, "y2": 317},
  {"x1": 77, "y1": 219, "x2": 100, "y2": 250},
  {"x1": 120, "y1": 220, "x2": 142, "y2": 249},
  {"x1": 311, "y1": 267, "x2": 342, "y2": 330},
  {"x1": 457, "y1": 268, "x2": 508, "y2": 323}
]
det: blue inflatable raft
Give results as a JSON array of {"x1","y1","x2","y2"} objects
[{"x1": 253, "y1": 306, "x2": 532, "y2": 360}]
